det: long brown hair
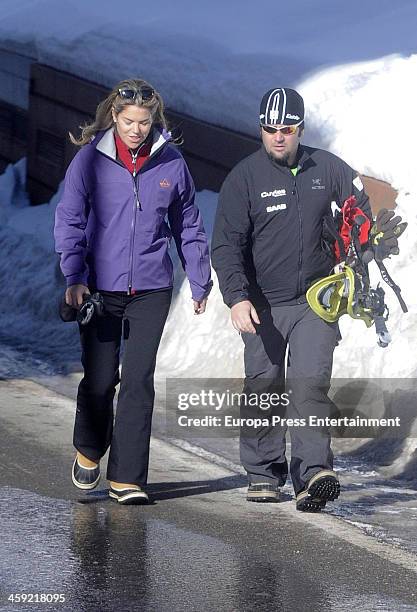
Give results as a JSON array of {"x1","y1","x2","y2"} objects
[{"x1": 70, "y1": 78, "x2": 168, "y2": 146}]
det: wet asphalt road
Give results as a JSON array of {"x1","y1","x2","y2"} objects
[{"x1": 1, "y1": 379, "x2": 417, "y2": 612}]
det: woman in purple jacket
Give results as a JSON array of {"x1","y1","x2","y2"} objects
[{"x1": 54, "y1": 78, "x2": 212, "y2": 505}]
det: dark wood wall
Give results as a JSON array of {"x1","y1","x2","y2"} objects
[
  {"x1": 27, "y1": 64, "x2": 259, "y2": 204},
  {"x1": 0, "y1": 102, "x2": 28, "y2": 173}
]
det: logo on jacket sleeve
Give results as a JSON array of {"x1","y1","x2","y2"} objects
[
  {"x1": 160, "y1": 178, "x2": 171, "y2": 188},
  {"x1": 353, "y1": 175, "x2": 363, "y2": 191}
]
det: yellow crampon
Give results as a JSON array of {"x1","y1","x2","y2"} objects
[{"x1": 306, "y1": 265, "x2": 373, "y2": 327}]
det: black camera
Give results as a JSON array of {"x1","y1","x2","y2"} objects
[{"x1": 59, "y1": 292, "x2": 105, "y2": 325}]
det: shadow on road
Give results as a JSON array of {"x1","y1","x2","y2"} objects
[{"x1": 77, "y1": 474, "x2": 294, "y2": 505}]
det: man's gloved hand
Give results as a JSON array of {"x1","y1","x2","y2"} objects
[{"x1": 370, "y1": 208, "x2": 407, "y2": 262}]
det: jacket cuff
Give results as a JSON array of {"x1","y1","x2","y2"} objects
[
  {"x1": 191, "y1": 280, "x2": 213, "y2": 302},
  {"x1": 228, "y1": 293, "x2": 250, "y2": 308},
  {"x1": 66, "y1": 273, "x2": 89, "y2": 287}
]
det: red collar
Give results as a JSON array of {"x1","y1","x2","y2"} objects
[{"x1": 114, "y1": 131, "x2": 152, "y2": 175}]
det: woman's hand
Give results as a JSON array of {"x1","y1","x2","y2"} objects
[
  {"x1": 193, "y1": 297, "x2": 208, "y2": 315},
  {"x1": 65, "y1": 284, "x2": 90, "y2": 309}
]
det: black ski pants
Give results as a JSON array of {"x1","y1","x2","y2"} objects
[
  {"x1": 240, "y1": 302, "x2": 340, "y2": 495},
  {"x1": 74, "y1": 289, "x2": 172, "y2": 485}
]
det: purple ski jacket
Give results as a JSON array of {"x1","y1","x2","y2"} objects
[{"x1": 54, "y1": 127, "x2": 212, "y2": 300}]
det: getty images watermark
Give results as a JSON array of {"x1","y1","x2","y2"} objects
[
  {"x1": 177, "y1": 388, "x2": 290, "y2": 411},
  {"x1": 164, "y1": 378, "x2": 417, "y2": 439}
]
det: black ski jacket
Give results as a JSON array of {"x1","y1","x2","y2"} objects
[{"x1": 211, "y1": 144, "x2": 372, "y2": 308}]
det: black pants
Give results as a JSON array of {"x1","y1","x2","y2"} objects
[
  {"x1": 241, "y1": 302, "x2": 340, "y2": 495},
  {"x1": 74, "y1": 289, "x2": 172, "y2": 485}
]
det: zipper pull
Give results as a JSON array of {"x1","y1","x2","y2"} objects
[
  {"x1": 131, "y1": 149, "x2": 138, "y2": 176},
  {"x1": 134, "y1": 177, "x2": 142, "y2": 209},
  {"x1": 135, "y1": 189, "x2": 142, "y2": 210},
  {"x1": 292, "y1": 180, "x2": 297, "y2": 196}
]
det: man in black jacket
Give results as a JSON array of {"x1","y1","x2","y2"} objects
[{"x1": 211, "y1": 88, "x2": 373, "y2": 511}]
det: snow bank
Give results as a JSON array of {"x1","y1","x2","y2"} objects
[
  {"x1": 0, "y1": 0, "x2": 416, "y2": 133},
  {"x1": 0, "y1": 1, "x2": 416, "y2": 377}
]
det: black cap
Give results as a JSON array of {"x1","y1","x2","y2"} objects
[{"x1": 259, "y1": 88, "x2": 304, "y2": 126}]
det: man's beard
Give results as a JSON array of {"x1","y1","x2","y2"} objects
[{"x1": 268, "y1": 150, "x2": 292, "y2": 166}]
